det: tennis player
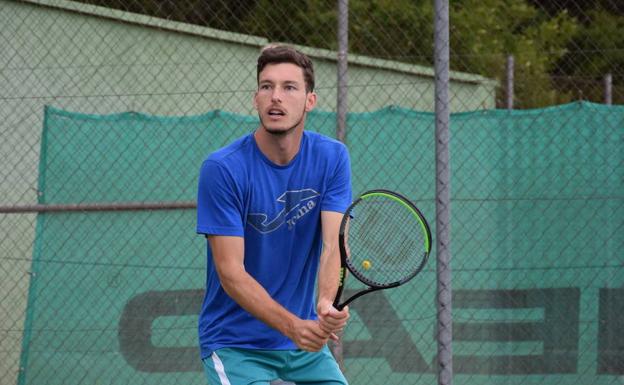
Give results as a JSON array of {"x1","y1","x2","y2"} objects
[{"x1": 196, "y1": 44, "x2": 352, "y2": 385}]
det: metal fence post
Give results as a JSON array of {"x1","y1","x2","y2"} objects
[
  {"x1": 336, "y1": 0, "x2": 349, "y2": 143},
  {"x1": 434, "y1": 0, "x2": 453, "y2": 384},
  {"x1": 506, "y1": 55, "x2": 515, "y2": 109},
  {"x1": 604, "y1": 73, "x2": 612, "y2": 105},
  {"x1": 332, "y1": 0, "x2": 349, "y2": 371}
]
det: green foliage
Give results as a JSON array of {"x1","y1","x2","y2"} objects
[
  {"x1": 242, "y1": 0, "x2": 434, "y2": 62},
  {"x1": 348, "y1": 0, "x2": 434, "y2": 64},
  {"x1": 559, "y1": 9, "x2": 624, "y2": 102},
  {"x1": 75, "y1": 0, "x2": 257, "y2": 30},
  {"x1": 73, "y1": 0, "x2": 620, "y2": 108},
  {"x1": 450, "y1": 0, "x2": 579, "y2": 108},
  {"x1": 576, "y1": 9, "x2": 624, "y2": 72},
  {"x1": 241, "y1": 0, "x2": 586, "y2": 108},
  {"x1": 243, "y1": 0, "x2": 338, "y2": 49}
]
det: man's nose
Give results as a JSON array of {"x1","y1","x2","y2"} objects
[{"x1": 271, "y1": 88, "x2": 283, "y2": 102}]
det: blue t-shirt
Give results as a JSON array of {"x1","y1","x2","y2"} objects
[{"x1": 196, "y1": 130, "x2": 352, "y2": 358}]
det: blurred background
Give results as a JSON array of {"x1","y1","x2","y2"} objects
[{"x1": 1, "y1": 1, "x2": 622, "y2": 384}]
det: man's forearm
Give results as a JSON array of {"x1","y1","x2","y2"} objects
[
  {"x1": 317, "y1": 211, "x2": 345, "y2": 306},
  {"x1": 219, "y1": 265, "x2": 298, "y2": 337},
  {"x1": 209, "y1": 236, "x2": 330, "y2": 351},
  {"x1": 317, "y1": 247, "x2": 341, "y2": 305}
]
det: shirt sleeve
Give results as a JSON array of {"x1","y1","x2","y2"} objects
[
  {"x1": 196, "y1": 159, "x2": 245, "y2": 236},
  {"x1": 321, "y1": 144, "x2": 353, "y2": 213}
]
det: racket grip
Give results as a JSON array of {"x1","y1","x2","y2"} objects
[{"x1": 333, "y1": 266, "x2": 347, "y2": 311}]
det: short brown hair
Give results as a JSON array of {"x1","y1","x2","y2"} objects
[{"x1": 257, "y1": 44, "x2": 315, "y2": 92}]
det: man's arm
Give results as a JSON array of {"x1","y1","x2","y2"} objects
[
  {"x1": 208, "y1": 235, "x2": 330, "y2": 351},
  {"x1": 316, "y1": 211, "x2": 350, "y2": 336}
]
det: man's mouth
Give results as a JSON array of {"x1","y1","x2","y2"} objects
[{"x1": 268, "y1": 109, "x2": 286, "y2": 117}]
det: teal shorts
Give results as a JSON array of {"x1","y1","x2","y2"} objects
[{"x1": 201, "y1": 345, "x2": 348, "y2": 385}]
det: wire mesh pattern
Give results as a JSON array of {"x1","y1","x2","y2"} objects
[{"x1": 1, "y1": 1, "x2": 622, "y2": 385}]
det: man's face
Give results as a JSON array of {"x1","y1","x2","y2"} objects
[{"x1": 254, "y1": 63, "x2": 316, "y2": 135}]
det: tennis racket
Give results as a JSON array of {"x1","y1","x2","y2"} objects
[{"x1": 333, "y1": 189, "x2": 432, "y2": 310}]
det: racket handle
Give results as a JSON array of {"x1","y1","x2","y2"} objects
[{"x1": 333, "y1": 266, "x2": 347, "y2": 311}]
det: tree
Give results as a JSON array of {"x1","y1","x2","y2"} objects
[
  {"x1": 242, "y1": 0, "x2": 338, "y2": 49},
  {"x1": 243, "y1": 0, "x2": 580, "y2": 108},
  {"x1": 242, "y1": 0, "x2": 435, "y2": 63},
  {"x1": 556, "y1": 8, "x2": 624, "y2": 103},
  {"x1": 74, "y1": 0, "x2": 258, "y2": 31},
  {"x1": 73, "y1": 0, "x2": 620, "y2": 107}
]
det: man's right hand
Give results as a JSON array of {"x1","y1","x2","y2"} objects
[{"x1": 286, "y1": 319, "x2": 331, "y2": 352}]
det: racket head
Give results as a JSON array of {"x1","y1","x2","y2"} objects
[{"x1": 339, "y1": 189, "x2": 431, "y2": 289}]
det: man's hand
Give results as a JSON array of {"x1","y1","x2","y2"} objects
[
  {"x1": 286, "y1": 318, "x2": 332, "y2": 352},
  {"x1": 317, "y1": 298, "x2": 350, "y2": 341}
]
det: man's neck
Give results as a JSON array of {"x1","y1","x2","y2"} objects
[{"x1": 254, "y1": 127, "x2": 304, "y2": 166}]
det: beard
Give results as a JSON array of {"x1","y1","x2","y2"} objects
[{"x1": 258, "y1": 106, "x2": 307, "y2": 136}]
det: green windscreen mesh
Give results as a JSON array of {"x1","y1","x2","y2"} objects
[{"x1": 20, "y1": 102, "x2": 623, "y2": 385}]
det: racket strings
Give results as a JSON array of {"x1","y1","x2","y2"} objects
[{"x1": 346, "y1": 196, "x2": 427, "y2": 286}]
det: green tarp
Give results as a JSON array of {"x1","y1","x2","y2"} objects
[{"x1": 20, "y1": 102, "x2": 623, "y2": 384}]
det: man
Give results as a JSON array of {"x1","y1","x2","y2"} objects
[{"x1": 196, "y1": 44, "x2": 352, "y2": 385}]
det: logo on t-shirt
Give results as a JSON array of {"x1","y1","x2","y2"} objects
[{"x1": 247, "y1": 189, "x2": 320, "y2": 233}]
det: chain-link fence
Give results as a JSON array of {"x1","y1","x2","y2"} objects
[{"x1": 1, "y1": 1, "x2": 622, "y2": 385}]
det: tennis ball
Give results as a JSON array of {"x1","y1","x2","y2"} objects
[{"x1": 362, "y1": 260, "x2": 371, "y2": 270}]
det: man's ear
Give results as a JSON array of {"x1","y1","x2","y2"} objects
[
  {"x1": 252, "y1": 91, "x2": 259, "y2": 111},
  {"x1": 305, "y1": 92, "x2": 317, "y2": 112}
]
